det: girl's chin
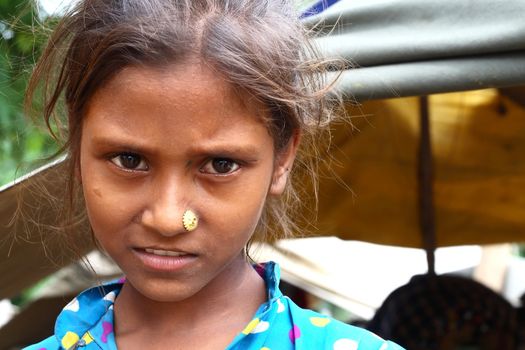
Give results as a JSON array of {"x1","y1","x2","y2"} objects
[{"x1": 123, "y1": 278, "x2": 205, "y2": 303}]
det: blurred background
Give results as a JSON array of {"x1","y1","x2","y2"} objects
[{"x1": 2, "y1": 0, "x2": 525, "y2": 349}]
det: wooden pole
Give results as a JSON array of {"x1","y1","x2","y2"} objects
[{"x1": 418, "y1": 96, "x2": 436, "y2": 275}]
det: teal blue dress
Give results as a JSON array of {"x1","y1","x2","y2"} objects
[{"x1": 24, "y1": 262, "x2": 404, "y2": 350}]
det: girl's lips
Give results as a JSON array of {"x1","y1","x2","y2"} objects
[
  {"x1": 144, "y1": 248, "x2": 187, "y2": 257},
  {"x1": 132, "y1": 248, "x2": 197, "y2": 272}
]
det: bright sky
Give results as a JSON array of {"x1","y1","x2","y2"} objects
[{"x1": 38, "y1": 0, "x2": 77, "y2": 16}]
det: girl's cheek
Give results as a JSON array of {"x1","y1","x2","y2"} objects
[
  {"x1": 83, "y1": 182, "x2": 138, "y2": 228},
  {"x1": 220, "y1": 194, "x2": 266, "y2": 233}
]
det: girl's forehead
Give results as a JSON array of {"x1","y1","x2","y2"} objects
[
  {"x1": 108, "y1": 63, "x2": 227, "y2": 97},
  {"x1": 98, "y1": 62, "x2": 266, "y2": 118},
  {"x1": 83, "y1": 62, "x2": 274, "y2": 151}
]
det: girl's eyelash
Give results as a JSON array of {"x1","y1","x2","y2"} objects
[
  {"x1": 200, "y1": 158, "x2": 242, "y2": 175},
  {"x1": 106, "y1": 153, "x2": 244, "y2": 175},
  {"x1": 108, "y1": 152, "x2": 149, "y2": 171}
]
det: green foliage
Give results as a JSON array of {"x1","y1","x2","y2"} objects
[{"x1": 0, "y1": 0, "x2": 58, "y2": 186}]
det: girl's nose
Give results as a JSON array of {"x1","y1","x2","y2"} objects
[{"x1": 140, "y1": 182, "x2": 189, "y2": 237}]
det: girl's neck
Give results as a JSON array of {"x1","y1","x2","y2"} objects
[{"x1": 113, "y1": 257, "x2": 266, "y2": 348}]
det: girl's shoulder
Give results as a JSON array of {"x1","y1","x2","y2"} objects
[
  {"x1": 22, "y1": 280, "x2": 123, "y2": 350},
  {"x1": 282, "y1": 296, "x2": 405, "y2": 350}
]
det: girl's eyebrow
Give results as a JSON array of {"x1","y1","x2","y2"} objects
[
  {"x1": 90, "y1": 137, "x2": 152, "y2": 153},
  {"x1": 90, "y1": 136, "x2": 263, "y2": 159},
  {"x1": 190, "y1": 144, "x2": 262, "y2": 158}
]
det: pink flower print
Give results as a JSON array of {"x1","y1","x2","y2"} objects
[
  {"x1": 101, "y1": 321, "x2": 113, "y2": 343},
  {"x1": 289, "y1": 325, "x2": 301, "y2": 344}
]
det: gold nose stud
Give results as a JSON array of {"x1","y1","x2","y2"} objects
[{"x1": 182, "y1": 209, "x2": 199, "y2": 232}]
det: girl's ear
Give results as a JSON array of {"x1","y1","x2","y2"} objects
[{"x1": 269, "y1": 132, "x2": 300, "y2": 196}]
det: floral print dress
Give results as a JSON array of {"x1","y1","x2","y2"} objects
[{"x1": 24, "y1": 262, "x2": 404, "y2": 350}]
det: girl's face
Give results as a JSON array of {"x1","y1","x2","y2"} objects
[{"x1": 79, "y1": 62, "x2": 296, "y2": 302}]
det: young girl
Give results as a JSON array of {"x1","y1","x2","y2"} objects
[{"x1": 24, "y1": 0, "x2": 403, "y2": 349}]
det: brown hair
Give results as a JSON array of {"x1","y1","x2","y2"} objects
[{"x1": 25, "y1": 0, "x2": 342, "y2": 251}]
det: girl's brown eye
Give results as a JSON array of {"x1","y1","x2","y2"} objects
[
  {"x1": 110, "y1": 153, "x2": 148, "y2": 171},
  {"x1": 201, "y1": 158, "x2": 240, "y2": 175}
]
